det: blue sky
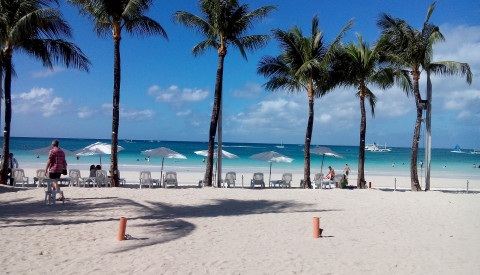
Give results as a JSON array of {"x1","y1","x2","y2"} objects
[{"x1": 8, "y1": 0, "x2": 480, "y2": 149}]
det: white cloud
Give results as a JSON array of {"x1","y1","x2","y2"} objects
[
  {"x1": 231, "y1": 82, "x2": 264, "y2": 99},
  {"x1": 77, "y1": 107, "x2": 97, "y2": 118},
  {"x1": 121, "y1": 109, "x2": 154, "y2": 120},
  {"x1": 12, "y1": 87, "x2": 69, "y2": 117},
  {"x1": 147, "y1": 85, "x2": 209, "y2": 105},
  {"x1": 30, "y1": 66, "x2": 66, "y2": 78},
  {"x1": 176, "y1": 110, "x2": 191, "y2": 116}
]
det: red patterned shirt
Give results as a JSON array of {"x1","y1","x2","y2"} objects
[{"x1": 48, "y1": 147, "x2": 67, "y2": 173}]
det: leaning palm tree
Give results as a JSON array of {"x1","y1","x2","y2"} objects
[
  {"x1": 258, "y1": 15, "x2": 352, "y2": 188},
  {"x1": 174, "y1": 0, "x2": 276, "y2": 187},
  {"x1": 331, "y1": 34, "x2": 411, "y2": 189},
  {"x1": 68, "y1": 0, "x2": 167, "y2": 187},
  {"x1": 377, "y1": 1, "x2": 472, "y2": 191},
  {"x1": 0, "y1": 0, "x2": 90, "y2": 185}
]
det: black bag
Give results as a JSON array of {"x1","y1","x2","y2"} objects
[{"x1": 62, "y1": 168, "x2": 67, "y2": 175}]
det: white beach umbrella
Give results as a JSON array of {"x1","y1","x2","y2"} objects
[
  {"x1": 74, "y1": 142, "x2": 124, "y2": 165},
  {"x1": 194, "y1": 149, "x2": 239, "y2": 159},
  {"x1": 29, "y1": 146, "x2": 76, "y2": 157},
  {"x1": 141, "y1": 147, "x2": 187, "y2": 183},
  {"x1": 250, "y1": 151, "x2": 293, "y2": 186},
  {"x1": 310, "y1": 147, "x2": 345, "y2": 174}
]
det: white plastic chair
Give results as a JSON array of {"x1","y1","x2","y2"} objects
[
  {"x1": 313, "y1": 173, "x2": 324, "y2": 189},
  {"x1": 69, "y1": 169, "x2": 84, "y2": 187},
  {"x1": 280, "y1": 173, "x2": 292, "y2": 188},
  {"x1": 95, "y1": 170, "x2": 110, "y2": 187},
  {"x1": 164, "y1": 172, "x2": 178, "y2": 188},
  {"x1": 224, "y1": 172, "x2": 236, "y2": 188},
  {"x1": 34, "y1": 169, "x2": 46, "y2": 188},
  {"x1": 44, "y1": 179, "x2": 64, "y2": 205},
  {"x1": 251, "y1": 173, "x2": 265, "y2": 189},
  {"x1": 12, "y1": 169, "x2": 29, "y2": 187},
  {"x1": 139, "y1": 171, "x2": 153, "y2": 189}
]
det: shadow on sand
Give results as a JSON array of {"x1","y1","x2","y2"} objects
[{"x1": 0, "y1": 187, "x2": 340, "y2": 252}]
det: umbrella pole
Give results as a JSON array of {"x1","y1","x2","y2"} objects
[
  {"x1": 320, "y1": 154, "x2": 325, "y2": 175},
  {"x1": 269, "y1": 162, "x2": 272, "y2": 187},
  {"x1": 160, "y1": 157, "x2": 164, "y2": 187}
]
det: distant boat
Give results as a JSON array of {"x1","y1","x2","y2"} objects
[
  {"x1": 276, "y1": 140, "x2": 285, "y2": 149},
  {"x1": 451, "y1": 145, "x2": 463, "y2": 153},
  {"x1": 470, "y1": 148, "x2": 480, "y2": 154},
  {"x1": 365, "y1": 142, "x2": 391, "y2": 152}
]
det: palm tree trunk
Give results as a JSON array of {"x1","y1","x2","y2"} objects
[
  {"x1": 205, "y1": 52, "x2": 225, "y2": 187},
  {"x1": 357, "y1": 94, "x2": 366, "y2": 189},
  {"x1": 0, "y1": 51, "x2": 12, "y2": 185},
  {"x1": 410, "y1": 72, "x2": 422, "y2": 191},
  {"x1": 303, "y1": 97, "x2": 314, "y2": 189},
  {"x1": 110, "y1": 38, "x2": 121, "y2": 187}
]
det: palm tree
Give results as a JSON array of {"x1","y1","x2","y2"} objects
[
  {"x1": 258, "y1": 15, "x2": 352, "y2": 188},
  {"x1": 174, "y1": 0, "x2": 276, "y2": 187},
  {"x1": 377, "y1": 1, "x2": 472, "y2": 191},
  {"x1": 331, "y1": 34, "x2": 411, "y2": 189},
  {"x1": 68, "y1": 0, "x2": 167, "y2": 187},
  {"x1": 0, "y1": 0, "x2": 90, "y2": 185}
]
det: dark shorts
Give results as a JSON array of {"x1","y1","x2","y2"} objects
[{"x1": 49, "y1": 172, "x2": 61, "y2": 179}]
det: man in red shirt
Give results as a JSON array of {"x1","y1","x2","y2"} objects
[{"x1": 45, "y1": 140, "x2": 67, "y2": 200}]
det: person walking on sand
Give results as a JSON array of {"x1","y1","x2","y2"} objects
[
  {"x1": 343, "y1": 164, "x2": 350, "y2": 178},
  {"x1": 45, "y1": 140, "x2": 66, "y2": 201}
]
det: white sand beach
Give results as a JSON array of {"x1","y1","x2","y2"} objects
[{"x1": 1, "y1": 169, "x2": 479, "y2": 274}]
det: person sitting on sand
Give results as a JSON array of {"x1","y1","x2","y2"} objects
[{"x1": 326, "y1": 166, "x2": 335, "y2": 181}]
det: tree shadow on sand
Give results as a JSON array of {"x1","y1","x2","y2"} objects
[{"x1": 0, "y1": 192, "x2": 340, "y2": 253}]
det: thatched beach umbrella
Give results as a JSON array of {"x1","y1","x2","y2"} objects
[{"x1": 250, "y1": 151, "x2": 293, "y2": 187}]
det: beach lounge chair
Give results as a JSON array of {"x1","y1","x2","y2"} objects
[
  {"x1": 251, "y1": 173, "x2": 265, "y2": 189},
  {"x1": 95, "y1": 170, "x2": 110, "y2": 187},
  {"x1": 272, "y1": 173, "x2": 292, "y2": 188},
  {"x1": 12, "y1": 169, "x2": 29, "y2": 187},
  {"x1": 164, "y1": 172, "x2": 178, "y2": 188},
  {"x1": 44, "y1": 179, "x2": 64, "y2": 205},
  {"x1": 224, "y1": 172, "x2": 236, "y2": 188},
  {"x1": 139, "y1": 171, "x2": 153, "y2": 189},
  {"x1": 34, "y1": 169, "x2": 46, "y2": 188},
  {"x1": 69, "y1": 169, "x2": 84, "y2": 187}
]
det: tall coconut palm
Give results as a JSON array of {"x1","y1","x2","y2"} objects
[
  {"x1": 258, "y1": 15, "x2": 352, "y2": 188},
  {"x1": 0, "y1": 0, "x2": 90, "y2": 185},
  {"x1": 68, "y1": 0, "x2": 167, "y2": 187},
  {"x1": 377, "y1": 1, "x2": 472, "y2": 191},
  {"x1": 331, "y1": 34, "x2": 411, "y2": 189},
  {"x1": 174, "y1": 0, "x2": 276, "y2": 187}
]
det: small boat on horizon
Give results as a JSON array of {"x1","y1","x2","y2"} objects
[
  {"x1": 451, "y1": 144, "x2": 463, "y2": 153},
  {"x1": 365, "y1": 142, "x2": 391, "y2": 152},
  {"x1": 276, "y1": 140, "x2": 285, "y2": 149}
]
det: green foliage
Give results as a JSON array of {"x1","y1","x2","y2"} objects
[{"x1": 173, "y1": 0, "x2": 276, "y2": 59}]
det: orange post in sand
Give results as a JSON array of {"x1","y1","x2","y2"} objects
[
  {"x1": 118, "y1": 217, "x2": 127, "y2": 241},
  {"x1": 313, "y1": 217, "x2": 320, "y2": 238}
]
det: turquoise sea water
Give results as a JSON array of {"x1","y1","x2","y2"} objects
[{"x1": 5, "y1": 137, "x2": 480, "y2": 181}]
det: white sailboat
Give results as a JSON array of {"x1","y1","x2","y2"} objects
[{"x1": 276, "y1": 140, "x2": 284, "y2": 149}]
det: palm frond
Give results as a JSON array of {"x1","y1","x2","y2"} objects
[{"x1": 429, "y1": 61, "x2": 472, "y2": 84}]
